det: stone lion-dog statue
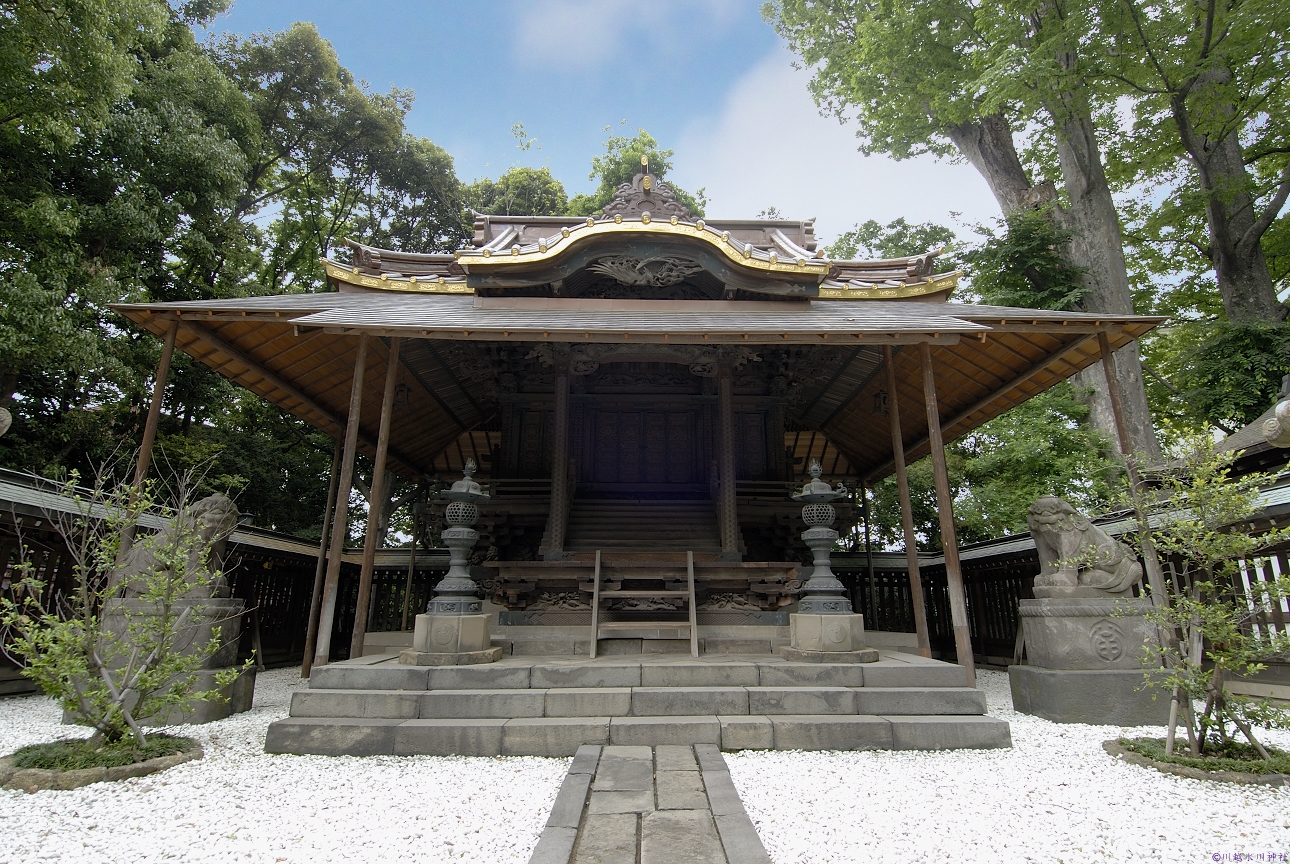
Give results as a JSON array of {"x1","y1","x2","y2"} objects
[{"x1": 1026, "y1": 495, "x2": 1141, "y2": 597}]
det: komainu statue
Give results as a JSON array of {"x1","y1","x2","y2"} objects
[
  {"x1": 115, "y1": 493, "x2": 240, "y2": 599},
  {"x1": 1026, "y1": 496, "x2": 1141, "y2": 597}
]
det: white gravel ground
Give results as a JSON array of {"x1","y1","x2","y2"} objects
[
  {"x1": 728, "y1": 669, "x2": 1290, "y2": 864},
  {"x1": 0, "y1": 668, "x2": 568, "y2": 864}
]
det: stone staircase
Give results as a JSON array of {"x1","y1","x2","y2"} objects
[
  {"x1": 564, "y1": 499, "x2": 722, "y2": 553},
  {"x1": 264, "y1": 653, "x2": 1012, "y2": 757}
]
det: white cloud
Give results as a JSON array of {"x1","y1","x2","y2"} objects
[
  {"x1": 671, "y1": 49, "x2": 1001, "y2": 246},
  {"x1": 512, "y1": 0, "x2": 744, "y2": 72}
]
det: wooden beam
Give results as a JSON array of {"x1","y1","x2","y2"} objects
[
  {"x1": 865, "y1": 334, "x2": 1096, "y2": 482},
  {"x1": 313, "y1": 335, "x2": 368, "y2": 668},
  {"x1": 182, "y1": 321, "x2": 421, "y2": 476},
  {"x1": 884, "y1": 345, "x2": 931, "y2": 658},
  {"x1": 351, "y1": 337, "x2": 402, "y2": 660},
  {"x1": 920, "y1": 342, "x2": 975, "y2": 687}
]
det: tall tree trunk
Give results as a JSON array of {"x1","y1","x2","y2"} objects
[
  {"x1": 1171, "y1": 86, "x2": 1287, "y2": 323},
  {"x1": 1051, "y1": 108, "x2": 1162, "y2": 462},
  {"x1": 947, "y1": 110, "x2": 1161, "y2": 462}
]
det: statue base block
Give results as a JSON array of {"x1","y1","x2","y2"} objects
[
  {"x1": 1009, "y1": 665, "x2": 1170, "y2": 725},
  {"x1": 776, "y1": 646, "x2": 878, "y2": 664},
  {"x1": 788, "y1": 612, "x2": 868, "y2": 652},
  {"x1": 400, "y1": 613, "x2": 500, "y2": 666},
  {"x1": 398, "y1": 647, "x2": 504, "y2": 666}
]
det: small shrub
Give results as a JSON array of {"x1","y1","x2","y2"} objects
[{"x1": 12, "y1": 734, "x2": 197, "y2": 771}]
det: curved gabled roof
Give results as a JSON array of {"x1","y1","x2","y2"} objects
[{"x1": 324, "y1": 172, "x2": 962, "y2": 301}]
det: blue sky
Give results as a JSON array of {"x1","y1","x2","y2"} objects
[{"x1": 207, "y1": 1, "x2": 998, "y2": 244}]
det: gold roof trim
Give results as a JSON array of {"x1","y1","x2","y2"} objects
[
  {"x1": 818, "y1": 272, "x2": 961, "y2": 300},
  {"x1": 323, "y1": 259, "x2": 472, "y2": 294},
  {"x1": 457, "y1": 216, "x2": 833, "y2": 279}
]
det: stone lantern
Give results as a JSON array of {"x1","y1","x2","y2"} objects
[
  {"x1": 779, "y1": 460, "x2": 877, "y2": 663},
  {"x1": 400, "y1": 460, "x2": 503, "y2": 666}
]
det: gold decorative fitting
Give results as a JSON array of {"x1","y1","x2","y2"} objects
[
  {"x1": 721, "y1": 231, "x2": 729, "y2": 242},
  {"x1": 586, "y1": 217, "x2": 595, "y2": 227},
  {"x1": 438, "y1": 276, "x2": 445, "y2": 284},
  {"x1": 539, "y1": 241, "x2": 547, "y2": 252},
  {"x1": 614, "y1": 214, "x2": 622, "y2": 224},
  {"x1": 511, "y1": 245, "x2": 520, "y2": 256},
  {"x1": 796, "y1": 258, "x2": 805, "y2": 268},
  {"x1": 642, "y1": 175, "x2": 652, "y2": 191},
  {"x1": 641, "y1": 212, "x2": 651, "y2": 224},
  {"x1": 482, "y1": 248, "x2": 492, "y2": 258},
  {"x1": 695, "y1": 219, "x2": 705, "y2": 231},
  {"x1": 768, "y1": 252, "x2": 778, "y2": 264},
  {"x1": 743, "y1": 244, "x2": 752, "y2": 258},
  {"x1": 351, "y1": 266, "x2": 359, "y2": 274},
  {"x1": 409, "y1": 275, "x2": 418, "y2": 283},
  {"x1": 453, "y1": 250, "x2": 461, "y2": 259},
  {"x1": 380, "y1": 273, "x2": 388, "y2": 280},
  {"x1": 561, "y1": 227, "x2": 570, "y2": 238}
]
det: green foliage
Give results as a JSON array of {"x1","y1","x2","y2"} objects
[
  {"x1": 827, "y1": 218, "x2": 958, "y2": 263},
  {"x1": 566, "y1": 129, "x2": 706, "y2": 217},
  {"x1": 0, "y1": 471, "x2": 250, "y2": 744},
  {"x1": 1128, "y1": 438, "x2": 1290, "y2": 759},
  {"x1": 964, "y1": 210, "x2": 1087, "y2": 311},
  {"x1": 1169, "y1": 324, "x2": 1290, "y2": 432},
  {"x1": 12, "y1": 734, "x2": 196, "y2": 770},
  {"x1": 868, "y1": 383, "x2": 1117, "y2": 549},
  {"x1": 464, "y1": 166, "x2": 568, "y2": 217},
  {"x1": 1119, "y1": 737, "x2": 1290, "y2": 775}
]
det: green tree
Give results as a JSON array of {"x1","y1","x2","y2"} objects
[
  {"x1": 827, "y1": 217, "x2": 957, "y2": 262},
  {"x1": 964, "y1": 209, "x2": 1087, "y2": 311},
  {"x1": 464, "y1": 166, "x2": 568, "y2": 217},
  {"x1": 765, "y1": 0, "x2": 1161, "y2": 461},
  {"x1": 566, "y1": 129, "x2": 707, "y2": 217}
]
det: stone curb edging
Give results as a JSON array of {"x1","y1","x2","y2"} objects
[
  {"x1": 1103, "y1": 740, "x2": 1289, "y2": 787},
  {"x1": 0, "y1": 745, "x2": 204, "y2": 793}
]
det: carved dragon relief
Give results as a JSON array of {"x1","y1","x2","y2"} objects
[{"x1": 587, "y1": 255, "x2": 703, "y2": 287}]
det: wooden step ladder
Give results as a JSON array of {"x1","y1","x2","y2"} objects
[{"x1": 589, "y1": 550, "x2": 699, "y2": 658}]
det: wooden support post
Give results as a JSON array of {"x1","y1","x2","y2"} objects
[
  {"x1": 544, "y1": 370, "x2": 571, "y2": 556},
  {"x1": 1097, "y1": 331, "x2": 1169, "y2": 603},
  {"x1": 885, "y1": 346, "x2": 932, "y2": 657},
  {"x1": 919, "y1": 342, "x2": 975, "y2": 685},
  {"x1": 350, "y1": 337, "x2": 401, "y2": 661},
  {"x1": 861, "y1": 481, "x2": 875, "y2": 623},
  {"x1": 312, "y1": 335, "x2": 369, "y2": 668},
  {"x1": 717, "y1": 367, "x2": 740, "y2": 556},
  {"x1": 301, "y1": 438, "x2": 342, "y2": 677},
  {"x1": 133, "y1": 319, "x2": 178, "y2": 489},
  {"x1": 401, "y1": 494, "x2": 419, "y2": 632},
  {"x1": 120, "y1": 318, "x2": 178, "y2": 555}
]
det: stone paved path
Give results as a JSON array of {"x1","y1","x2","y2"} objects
[{"x1": 528, "y1": 743, "x2": 771, "y2": 864}]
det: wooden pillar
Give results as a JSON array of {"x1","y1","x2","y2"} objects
[
  {"x1": 1097, "y1": 332, "x2": 1170, "y2": 602},
  {"x1": 919, "y1": 342, "x2": 975, "y2": 685},
  {"x1": 133, "y1": 318, "x2": 179, "y2": 489},
  {"x1": 301, "y1": 438, "x2": 342, "y2": 678},
  {"x1": 119, "y1": 318, "x2": 178, "y2": 556},
  {"x1": 401, "y1": 493, "x2": 420, "y2": 631},
  {"x1": 312, "y1": 335, "x2": 369, "y2": 668},
  {"x1": 544, "y1": 370, "x2": 571, "y2": 557},
  {"x1": 350, "y1": 337, "x2": 401, "y2": 661},
  {"x1": 716, "y1": 367, "x2": 740, "y2": 556},
  {"x1": 884, "y1": 345, "x2": 932, "y2": 657}
]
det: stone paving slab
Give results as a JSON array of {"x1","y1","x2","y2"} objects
[{"x1": 528, "y1": 743, "x2": 771, "y2": 864}]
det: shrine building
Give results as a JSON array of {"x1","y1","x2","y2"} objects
[{"x1": 113, "y1": 165, "x2": 1161, "y2": 681}]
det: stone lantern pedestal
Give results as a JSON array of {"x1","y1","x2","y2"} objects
[
  {"x1": 400, "y1": 462, "x2": 503, "y2": 666},
  {"x1": 778, "y1": 461, "x2": 878, "y2": 664}
]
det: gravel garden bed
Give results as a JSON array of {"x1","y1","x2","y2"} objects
[
  {"x1": 3, "y1": 666, "x2": 1288, "y2": 863},
  {"x1": 728, "y1": 670, "x2": 1290, "y2": 864}
]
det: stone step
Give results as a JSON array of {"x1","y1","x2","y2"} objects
[
  {"x1": 308, "y1": 658, "x2": 969, "y2": 691},
  {"x1": 263, "y1": 713, "x2": 1012, "y2": 757},
  {"x1": 290, "y1": 685, "x2": 987, "y2": 720}
]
